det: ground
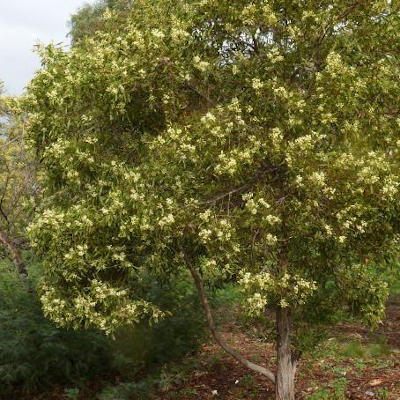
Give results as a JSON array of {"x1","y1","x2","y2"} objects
[
  {"x1": 11, "y1": 298, "x2": 400, "y2": 400},
  {"x1": 152, "y1": 299, "x2": 400, "y2": 400}
]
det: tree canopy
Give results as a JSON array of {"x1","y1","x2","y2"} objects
[{"x1": 25, "y1": 1, "x2": 400, "y2": 398}]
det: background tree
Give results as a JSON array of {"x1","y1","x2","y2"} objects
[
  {"x1": 25, "y1": 1, "x2": 400, "y2": 399},
  {"x1": 68, "y1": 0, "x2": 133, "y2": 43},
  {"x1": 0, "y1": 85, "x2": 37, "y2": 275}
]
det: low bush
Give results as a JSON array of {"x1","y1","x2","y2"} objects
[{"x1": 0, "y1": 259, "x2": 112, "y2": 397}]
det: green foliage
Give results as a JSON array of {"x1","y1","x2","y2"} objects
[
  {"x1": 340, "y1": 338, "x2": 392, "y2": 360},
  {"x1": 339, "y1": 265, "x2": 389, "y2": 326},
  {"x1": 368, "y1": 341, "x2": 392, "y2": 358},
  {"x1": 0, "y1": 260, "x2": 113, "y2": 394},
  {"x1": 340, "y1": 341, "x2": 366, "y2": 359},
  {"x1": 307, "y1": 378, "x2": 348, "y2": 400},
  {"x1": 331, "y1": 378, "x2": 348, "y2": 400}
]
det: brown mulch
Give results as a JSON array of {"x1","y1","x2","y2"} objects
[
  {"x1": 159, "y1": 331, "x2": 276, "y2": 399},
  {"x1": 157, "y1": 302, "x2": 400, "y2": 400}
]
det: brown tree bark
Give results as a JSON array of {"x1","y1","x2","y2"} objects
[
  {"x1": 0, "y1": 229, "x2": 27, "y2": 276},
  {"x1": 275, "y1": 307, "x2": 298, "y2": 400}
]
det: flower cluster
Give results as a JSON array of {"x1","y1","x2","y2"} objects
[{"x1": 240, "y1": 271, "x2": 317, "y2": 316}]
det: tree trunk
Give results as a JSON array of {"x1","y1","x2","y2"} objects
[
  {"x1": 275, "y1": 307, "x2": 297, "y2": 400},
  {"x1": 0, "y1": 229, "x2": 27, "y2": 276}
]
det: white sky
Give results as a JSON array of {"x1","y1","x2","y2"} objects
[{"x1": 0, "y1": 1, "x2": 93, "y2": 95}]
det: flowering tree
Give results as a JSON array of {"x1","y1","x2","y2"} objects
[{"x1": 25, "y1": 1, "x2": 400, "y2": 399}]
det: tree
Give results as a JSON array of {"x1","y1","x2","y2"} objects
[
  {"x1": 25, "y1": 1, "x2": 400, "y2": 399},
  {"x1": 68, "y1": 0, "x2": 133, "y2": 43},
  {"x1": 0, "y1": 86, "x2": 37, "y2": 275}
]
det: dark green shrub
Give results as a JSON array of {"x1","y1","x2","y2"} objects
[
  {"x1": 0, "y1": 260, "x2": 113, "y2": 397},
  {"x1": 112, "y1": 273, "x2": 206, "y2": 371}
]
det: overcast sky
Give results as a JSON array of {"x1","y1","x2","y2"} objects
[{"x1": 0, "y1": 1, "x2": 93, "y2": 95}]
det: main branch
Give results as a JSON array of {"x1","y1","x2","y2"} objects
[{"x1": 183, "y1": 251, "x2": 276, "y2": 384}]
